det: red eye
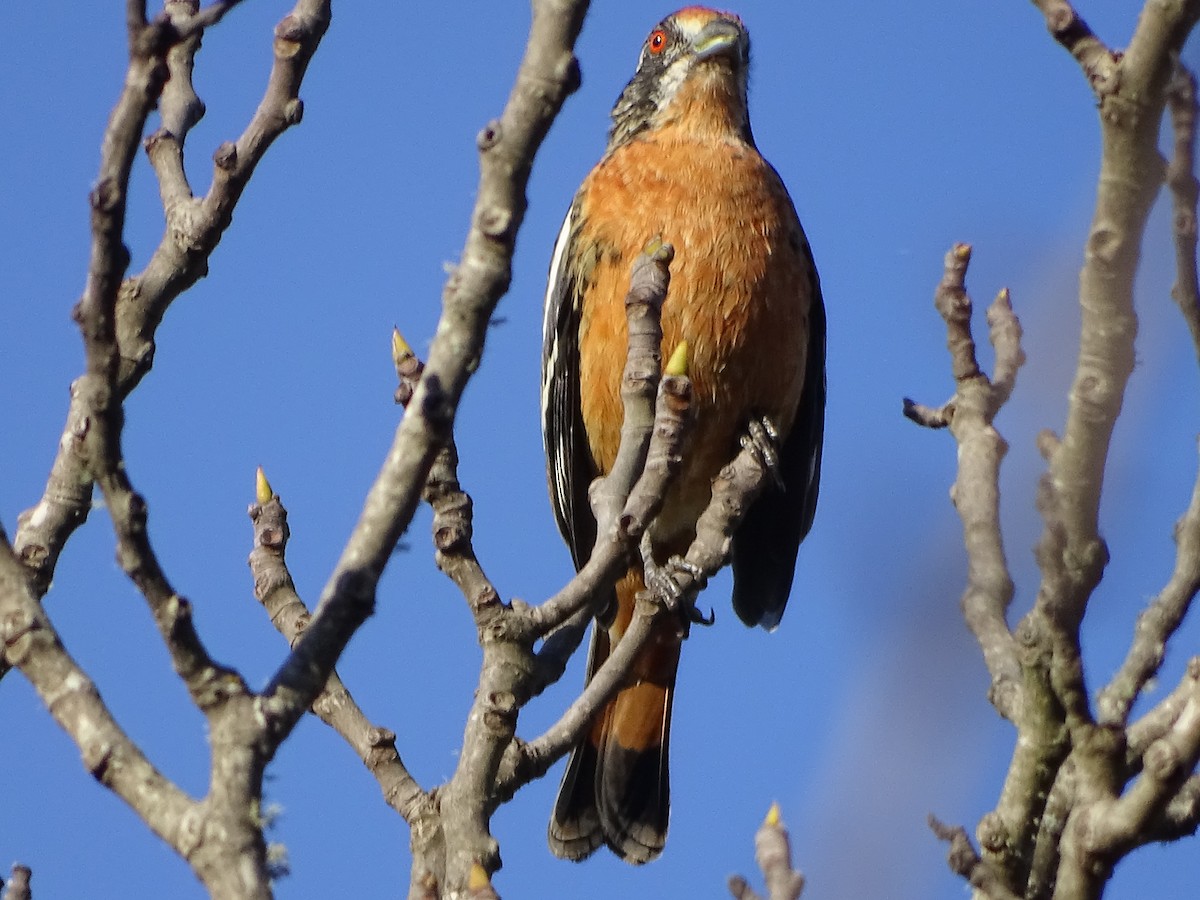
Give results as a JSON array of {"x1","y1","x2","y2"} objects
[{"x1": 648, "y1": 29, "x2": 667, "y2": 54}]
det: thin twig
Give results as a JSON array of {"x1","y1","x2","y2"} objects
[
  {"x1": 1028, "y1": 1, "x2": 1119, "y2": 94},
  {"x1": 1099, "y1": 442, "x2": 1200, "y2": 725},
  {"x1": 0, "y1": 539, "x2": 196, "y2": 854},
  {"x1": 1167, "y1": 63, "x2": 1200, "y2": 351},
  {"x1": 247, "y1": 478, "x2": 434, "y2": 827},
  {"x1": 905, "y1": 245, "x2": 1023, "y2": 719},
  {"x1": 929, "y1": 815, "x2": 1023, "y2": 900},
  {"x1": 390, "y1": 337, "x2": 504, "y2": 634}
]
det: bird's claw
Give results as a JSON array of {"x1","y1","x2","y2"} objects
[
  {"x1": 742, "y1": 415, "x2": 784, "y2": 490},
  {"x1": 642, "y1": 550, "x2": 711, "y2": 626}
]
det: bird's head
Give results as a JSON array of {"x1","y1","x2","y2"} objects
[{"x1": 607, "y1": 7, "x2": 752, "y2": 152}]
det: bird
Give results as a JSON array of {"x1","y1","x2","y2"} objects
[{"x1": 540, "y1": 6, "x2": 825, "y2": 865}]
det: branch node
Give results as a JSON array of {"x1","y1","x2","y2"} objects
[
  {"x1": 977, "y1": 811, "x2": 1010, "y2": 854},
  {"x1": 274, "y1": 15, "x2": 306, "y2": 53},
  {"x1": 478, "y1": 206, "x2": 514, "y2": 241},
  {"x1": 1145, "y1": 737, "x2": 1183, "y2": 782},
  {"x1": 213, "y1": 141, "x2": 237, "y2": 170},
  {"x1": 477, "y1": 120, "x2": 502, "y2": 152},
  {"x1": 283, "y1": 97, "x2": 304, "y2": 125}
]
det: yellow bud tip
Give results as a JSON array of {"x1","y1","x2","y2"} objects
[
  {"x1": 765, "y1": 802, "x2": 782, "y2": 827},
  {"x1": 255, "y1": 467, "x2": 274, "y2": 504},
  {"x1": 467, "y1": 863, "x2": 491, "y2": 891},
  {"x1": 392, "y1": 327, "x2": 414, "y2": 363},
  {"x1": 665, "y1": 340, "x2": 689, "y2": 377},
  {"x1": 953, "y1": 243, "x2": 972, "y2": 260},
  {"x1": 642, "y1": 236, "x2": 675, "y2": 264}
]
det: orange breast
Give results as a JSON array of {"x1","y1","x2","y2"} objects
[{"x1": 575, "y1": 128, "x2": 813, "y2": 548}]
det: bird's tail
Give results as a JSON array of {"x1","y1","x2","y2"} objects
[{"x1": 548, "y1": 568, "x2": 682, "y2": 865}]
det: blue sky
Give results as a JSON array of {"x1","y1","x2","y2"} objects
[{"x1": 2, "y1": 2, "x2": 1199, "y2": 898}]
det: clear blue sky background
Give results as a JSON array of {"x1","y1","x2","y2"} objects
[{"x1": 2, "y1": 2, "x2": 1199, "y2": 898}]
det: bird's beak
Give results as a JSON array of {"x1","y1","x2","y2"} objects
[{"x1": 691, "y1": 19, "x2": 743, "y2": 62}]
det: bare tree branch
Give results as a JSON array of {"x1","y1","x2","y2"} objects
[
  {"x1": 1167, "y1": 62, "x2": 1200, "y2": 350},
  {"x1": 1128, "y1": 658, "x2": 1200, "y2": 760},
  {"x1": 247, "y1": 474, "x2": 434, "y2": 829},
  {"x1": 1037, "y1": 0, "x2": 1199, "y2": 626},
  {"x1": 508, "y1": 395, "x2": 777, "y2": 795},
  {"x1": 258, "y1": 0, "x2": 589, "y2": 762},
  {"x1": 1090, "y1": 677, "x2": 1200, "y2": 854},
  {"x1": 75, "y1": 110, "x2": 235, "y2": 707},
  {"x1": 179, "y1": 0, "x2": 246, "y2": 37},
  {"x1": 1038, "y1": 7, "x2": 1200, "y2": 893},
  {"x1": 1143, "y1": 773, "x2": 1200, "y2": 843},
  {"x1": 1091, "y1": 63, "x2": 1200, "y2": 723},
  {"x1": 918, "y1": 4, "x2": 1200, "y2": 898},
  {"x1": 160, "y1": 2, "x2": 207, "y2": 138},
  {"x1": 128, "y1": 0, "x2": 332, "y2": 391},
  {"x1": 1029, "y1": 0, "x2": 1119, "y2": 92},
  {"x1": 6, "y1": 25, "x2": 273, "y2": 895},
  {"x1": 907, "y1": 246, "x2": 1073, "y2": 895},
  {"x1": 10, "y1": 0, "x2": 331, "y2": 620},
  {"x1": 4, "y1": 3, "x2": 339, "y2": 895},
  {"x1": 588, "y1": 241, "x2": 677, "y2": 530},
  {"x1": 8, "y1": 3, "x2": 180, "y2": 599},
  {"x1": 0, "y1": 537, "x2": 196, "y2": 863},
  {"x1": 1026, "y1": 759, "x2": 1077, "y2": 900},
  {"x1": 905, "y1": 245, "x2": 1023, "y2": 718},
  {"x1": 929, "y1": 816, "x2": 1023, "y2": 900},
  {"x1": 1099, "y1": 442, "x2": 1200, "y2": 725},
  {"x1": 238, "y1": 6, "x2": 591, "y2": 890}
]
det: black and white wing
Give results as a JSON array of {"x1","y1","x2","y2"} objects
[{"x1": 541, "y1": 206, "x2": 599, "y2": 572}]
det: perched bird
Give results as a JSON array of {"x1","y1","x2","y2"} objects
[{"x1": 541, "y1": 6, "x2": 825, "y2": 864}]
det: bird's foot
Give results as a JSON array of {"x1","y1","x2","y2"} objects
[
  {"x1": 640, "y1": 533, "x2": 714, "y2": 627},
  {"x1": 742, "y1": 415, "x2": 784, "y2": 490}
]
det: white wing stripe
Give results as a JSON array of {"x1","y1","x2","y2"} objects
[{"x1": 540, "y1": 210, "x2": 575, "y2": 444}]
